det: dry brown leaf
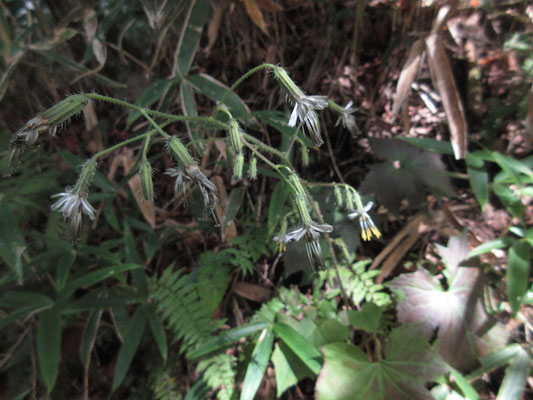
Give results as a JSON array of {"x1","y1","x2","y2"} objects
[
  {"x1": 244, "y1": 0, "x2": 268, "y2": 34},
  {"x1": 233, "y1": 282, "x2": 271, "y2": 302},
  {"x1": 392, "y1": 38, "x2": 425, "y2": 115},
  {"x1": 426, "y1": 33, "x2": 468, "y2": 159},
  {"x1": 257, "y1": 0, "x2": 282, "y2": 12},
  {"x1": 207, "y1": 1, "x2": 225, "y2": 53}
]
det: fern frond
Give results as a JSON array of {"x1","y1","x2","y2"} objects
[
  {"x1": 196, "y1": 353, "x2": 236, "y2": 400},
  {"x1": 149, "y1": 366, "x2": 183, "y2": 400}
]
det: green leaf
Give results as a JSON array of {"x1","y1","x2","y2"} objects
[
  {"x1": 123, "y1": 222, "x2": 149, "y2": 297},
  {"x1": 56, "y1": 249, "x2": 77, "y2": 293},
  {"x1": 126, "y1": 78, "x2": 180, "y2": 128},
  {"x1": 492, "y1": 182, "x2": 523, "y2": 219},
  {"x1": 180, "y1": 80, "x2": 204, "y2": 152},
  {"x1": 466, "y1": 152, "x2": 489, "y2": 210},
  {"x1": 253, "y1": 110, "x2": 314, "y2": 150},
  {"x1": 241, "y1": 328, "x2": 275, "y2": 400},
  {"x1": 272, "y1": 342, "x2": 315, "y2": 398},
  {"x1": 186, "y1": 73, "x2": 254, "y2": 124},
  {"x1": 467, "y1": 344, "x2": 524, "y2": 381},
  {"x1": 189, "y1": 321, "x2": 269, "y2": 360},
  {"x1": 315, "y1": 325, "x2": 449, "y2": 400},
  {"x1": 274, "y1": 323, "x2": 322, "y2": 375},
  {"x1": 80, "y1": 309, "x2": 103, "y2": 367},
  {"x1": 507, "y1": 240, "x2": 530, "y2": 315},
  {"x1": 61, "y1": 264, "x2": 142, "y2": 299},
  {"x1": 148, "y1": 306, "x2": 168, "y2": 362},
  {"x1": 37, "y1": 307, "x2": 62, "y2": 394},
  {"x1": 174, "y1": 0, "x2": 210, "y2": 77},
  {"x1": 346, "y1": 302, "x2": 382, "y2": 333},
  {"x1": 223, "y1": 187, "x2": 245, "y2": 233},
  {"x1": 112, "y1": 305, "x2": 149, "y2": 391},
  {"x1": 0, "y1": 201, "x2": 26, "y2": 283},
  {"x1": 497, "y1": 346, "x2": 530, "y2": 400},
  {"x1": 398, "y1": 136, "x2": 454, "y2": 155},
  {"x1": 450, "y1": 368, "x2": 479, "y2": 400},
  {"x1": 467, "y1": 239, "x2": 508, "y2": 258},
  {"x1": 268, "y1": 180, "x2": 290, "y2": 236}
]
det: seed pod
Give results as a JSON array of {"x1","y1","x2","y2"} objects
[
  {"x1": 233, "y1": 153, "x2": 244, "y2": 181},
  {"x1": 139, "y1": 158, "x2": 154, "y2": 201},
  {"x1": 334, "y1": 186, "x2": 343, "y2": 206},
  {"x1": 228, "y1": 119, "x2": 243, "y2": 155},
  {"x1": 166, "y1": 136, "x2": 195, "y2": 170}
]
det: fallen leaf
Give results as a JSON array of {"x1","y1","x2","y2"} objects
[
  {"x1": 393, "y1": 38, "x2": 425, "y2": 115},
  {"x1": 244, "y1": 0, "x2": 268, "y2": 34}
]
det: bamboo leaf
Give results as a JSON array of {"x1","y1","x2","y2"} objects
[
  {"x1": 80, "y1": 309, "x2": 103, "y2": 367},
  {"x1": 240, "y1": 328, "x2": 275, "y2": 400},
  {"x1": 506, "y1": 240, "x2": 530, "y2": 315},
  {"x1": 37, "y1": 307, "x2": 62, "y2": 394},
  {"x1": 274, "y1": 323, "x2": 322, "y2": 375},
  {"x1": 112, "y1": 305, "x2": 149, "y2": 391}
]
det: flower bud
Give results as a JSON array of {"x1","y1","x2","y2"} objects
[
  {"x1": 345, "y1": 187, "x2": 354, "y2": 211},
  {"x1": 75, "y1": 158, "x2": 98, "y2": 194},
  {"x1": 41, "y1": 94, "x2": 90, "y2": 131},
  {"x1": 233, "y1": 153, "x2": 244, "y2": 181},
  {"x1": 248, "y1": 155, "x2": 257, "y2": 180},
  {"x1": 273, "y1": 66, "x2": 303, "y2": 100},
  {"x1": 166, "y1": 136, "x2": 195, "y2": 170},
  {"x1": 228, "y1": 119, "x2": 243, "y2": 155},
  {"x1": 139, "y1": 158, "x2": 154, "y2": 201},
  {"x1": 334, "y1": 186, "x2": 343, "y2": 207},
  {"x1": 300, "y1": 144, "x2": 309, "y2": 167}
]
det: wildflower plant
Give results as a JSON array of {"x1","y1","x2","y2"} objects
[{"x1": 6, "y1": 63, "x2": 376, "y2": 267}]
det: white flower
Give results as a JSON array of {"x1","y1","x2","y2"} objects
[
  {"x1": 165, "y1": 165, "x2": 218, "y2": 210},
  {"x1": 348, "y1": 201, "x2": 381, "y2": 241},
  {"x1": 274, "y1": 221, "x2": 333, "y2": 269},
  {"x1": 288, "y1": 94, "x2": 328, "y2": 146},
  {"x1": 335, "y1": 101, "x2": 359, "y2": 135},
  {"x1": 51, "y1": 188, "x2": 95, "y2": 237}
]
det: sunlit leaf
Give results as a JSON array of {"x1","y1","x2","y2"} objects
[
  {"x1": 506, "y1": 240, "x2": 530, "y2": 315},
  {"x1": 496, "y1": 346, "x2": 530, "y2": 400},
  {"x1": 272, "y1": 342, "x2": 315, "y2": 398},
  {"x1": 316, "y1": 325, "x2": 449, "y2": 400},
  {"x1": 241, "y1": 328, "x2": 274, "y2": 400}
]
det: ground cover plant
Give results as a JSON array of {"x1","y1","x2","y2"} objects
[{"x1": 0, "y1": 0, "x2": 532, "y2": 399}]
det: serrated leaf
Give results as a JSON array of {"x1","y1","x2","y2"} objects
[
  {"x1": 361, "y1": 138, "x2": 454, "y2": 213},
  {"x1": 434, "y1": 231, "x2": 470, "y2": 278},
  {"x1": 506, "y1": 240, "x2": 530, "y2": 316},
  {"x1": 112, "y1": 305, "x2": 149, "y2": 391},
  {"x1": 241, "y1": 328, "x2": 274, "y2": 400},
  {"x1": 316, "y1": 325, "x2": 449, "y2": 400},
  {"x1": 388, "y1": 261, "x2": 507, "y2": 370},
  {"x1": 37, "y1": 307, "x2": 62, "y2": 393}
]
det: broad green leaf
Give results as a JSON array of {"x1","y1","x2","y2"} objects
[
  {"x1": 61, "y1": 264, "x2": 142, "y2": 298},
  {"x1": 346, "y1": 302, "x2": 382, "y2": 333},
  {"x1": 272, "y1": 342, "x2": 315, "y2": 398},
  {"x1": 496, "y1": 346, "x2": 530, "y2": 400},
  {"x1": 316, "y1": 325, "x2": 449, "y2": 400},
  {"x1": 186, "y1": 73, "x2": 254, "y2": 124},
  {"x1": 174, "y1": 0, "x2": 210, "y2": 77},
  {"x1": 468, "y1": 239, "x2": 508, "y2": 258},
  {"x1": 467, "y1": 344, "x2": 524, "y2": 381},
  {"x1": 241, "y1": 328, "x2": 274, "y2": 400},
  {"x1": 148, "y1": 306, "x2": 168, "y2": 362},
  {"x1": 388, "y1": 254, "x2": 507, "y2": 370},
  {"x1": 506, "y1": 240, "x2": 530, "y2": 315},
  {"x1": 450, "y1": 368, "x2": 479, "y2": 400},
  {"x1": 268, "y1": 180, "x2": 290, "y2": 235},
  {"x1": 465, "y1": 152, "x2": 489, "y2": 210},
  {"x1": 316, "y1": 318, "x2": 350, "y2": 345},
  {"x1": 0, "y1": 201, "x2": 26, "y2": 283},
  {"x1": 361, "y1": 139, "x2": 454, "y2": 213},
  {"x1": 0, "y1": 291, "x2": 54, "y2": 309},
  {"x1": 80, "y1": 309, "x2": 103, "y2": 367},
  {"x1": 274, "y1": 323, "x2": 322, "y2": 375},
  {"x1": 492, "y1": 182, "x2": 523, "y2": 219},
  {"x1": 189, "y1": 321, "x2": 269, "y2": 360},
  {"x1": 112, "y1": 305, "x2": 149, "y2": 391},
  {"x1": 126, "y1": 77, "x2": 180, "y2": 128},
  {"x1": 37, "y1": 307, "x2": 62, "y2": 393}
]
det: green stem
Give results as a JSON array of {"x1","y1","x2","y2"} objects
[
  {"x1": 141, "y1": 109, "x2": 170, "y2": 139},
  {"x1": 85, "y1": 93, "x2": 228, "y2": 129},
  {"x1": 213, "y1": 63, "x2": 275, "y2": 116},
  {"x1": 242, "y1": 132, "x2": 287, "y2": 161},
  {"x1": 93, "y1": 132, "x2": 151, "y2": 159}
]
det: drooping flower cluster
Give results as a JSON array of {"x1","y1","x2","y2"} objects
[
  {"x1": 274, "y1": 170, "x2": 332, "y2": 269},
  {"x1": 340, "y1": 185, "x2": 381, "y2": 241},
  {"x1": 273, "y1": 66, "x2": 328, "y2": 147},
  {"x1": 51, "y1": 158, "x2": 97, "y2": 239},
  {"x1": 333, "y1": 100, "x2": 359, "y2": 136}
]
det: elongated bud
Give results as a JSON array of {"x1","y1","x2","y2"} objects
[
  {"x1": 287, "y1": 171, "x2": 312, "y2": 225},
  {"x1": 248, "y1": 155, "x2": 257, "y2": 180},
  {"x1": 166, "y1": 136, "x2": 195, "y2": 169},
  {"x1": 334, "y1": 186, "x2": 343, "y2": 206},
  {"x1": 233, "y1": 153, "x2": 244, "y2": 181},
  {"x1": 41, "y1": 94, "x2": 90, "y2": 131},
  {"x1": 75, "y1": 158, "x2": 98, "y2": 194},
  {"x1": 228, "y1": 119, "x2": 243, "y2": 155},
  {"x1": 273, "y1": 66, "x2": 303, "y2": 100},
  {"x1": 345, "y1": 187, "x2": 354, "y2": 211},
  {"x1": 352, "y1": 189, "x2": 364, "y2": 211},
  {"x1": 139, "y1": 158, "x2": 154, "y2": 201}
]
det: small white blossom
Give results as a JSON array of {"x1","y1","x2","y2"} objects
[
  {"x1": 348, "y1": 201, "x2": 381, "y2": 241},
  {"x1": 335, "y1": 101, "x2": 359, "y2": 135},
  {"x1": 51, "y1": 188, "x2": 95, "y2": 237},
  {"x1": 288, "y1": 94, "x2": 328, "y2": 146},
  {"x1": 165, "y1": 165, "x2": 218, "y2": 210}
]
